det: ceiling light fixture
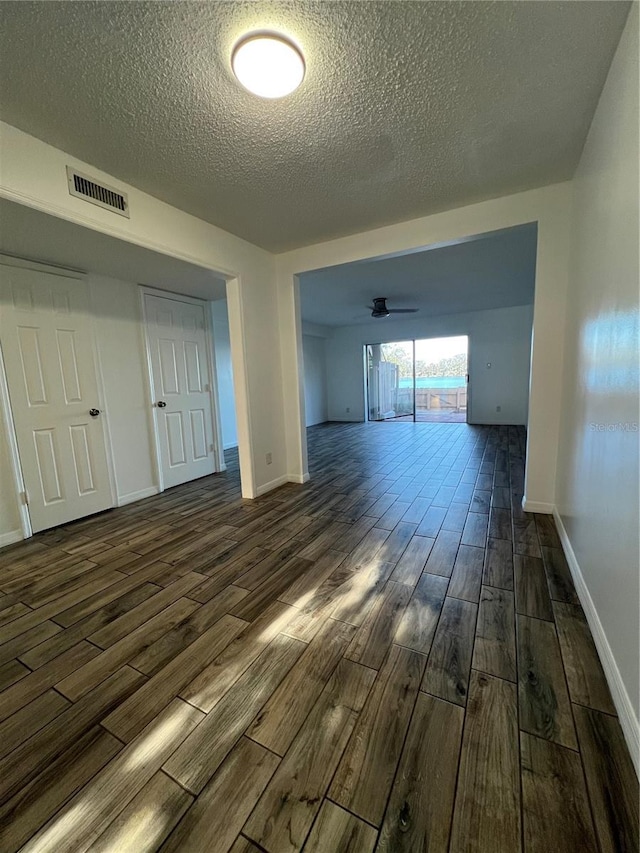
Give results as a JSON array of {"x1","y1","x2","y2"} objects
[{"x1": 231, "y1": 33, "x2": 305, "y2": 99}]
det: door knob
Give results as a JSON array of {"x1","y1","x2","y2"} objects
[
  {"x1": 89, "y1": 408, "x2": 101, "y2": 417},
  {"x1": 157, "y1": 401, "x2": 167, "y2": 408}
]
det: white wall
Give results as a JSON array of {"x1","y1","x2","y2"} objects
[
  {"x1": 0, "y1": 121, "x2": 282, "y2": 499},
  {"x1": 324, "y1": 305, "x2": 533, "y2": 425},
  {"x1": 556, "y1": 6, "x2": 639, "y2": 768},
  {"x1": 211, "y1": 299, "x2": 238, "y2": 449},
  {"x1": 302, "y1": 335, "x2": 329, "y2": 426},
  {"x1": 277, "y1": 182, "x2": 571, "y2": 511}
]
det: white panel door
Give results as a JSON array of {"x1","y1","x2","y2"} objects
[
  {"x1": 0, "y1": 265, "x2": 113, "y2": 532},
  {"x1": 144, "y1": 293, "x2": 216, "y2": 489}
]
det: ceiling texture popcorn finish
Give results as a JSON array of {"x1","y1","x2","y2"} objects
[{"x1": 0, "y1": 1, "x2": 630, "y2": 252}]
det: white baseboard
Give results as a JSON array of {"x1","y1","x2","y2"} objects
[
  {"x1": 0, "y1": 528, "x2": 23, "y2": 548},
  {"x1": 553, "y1": 507, "x2": 639, "y2": 777},
  {"x1": 288, "y1": 472, "x2": 310, "y2": 485},
  {"x1": 522, "y1": 497, "x2": 554, "y2": 514},
  {"x1": 116, "y1": 486, "x2": 159, "y2": 507},
  {"x1": 255, "y1": 474, "x2": 290, "y2": 497}
]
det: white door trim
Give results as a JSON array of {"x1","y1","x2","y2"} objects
[{"x1": 139, "y1": 286, "x2": 224, "y2": 493}]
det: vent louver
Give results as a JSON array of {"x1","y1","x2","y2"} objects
[{"x1": 66, "y1": 167, "x2": 129, "y2": 218}]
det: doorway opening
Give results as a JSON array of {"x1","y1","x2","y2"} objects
[{"x1": 366, "y1": 335, "x2": 468, "y2": 423}]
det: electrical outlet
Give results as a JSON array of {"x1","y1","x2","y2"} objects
[
  {"x1": 496, "y1": 405, "x2": 501, "y2": 412},
  {"x1": 346, "y1": 407, "x2": 350, "y2": 413},
  {"x1": 266, "y1": 452, "x2": 272, "y2": 465}
]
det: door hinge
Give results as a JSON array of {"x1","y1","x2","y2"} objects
[
  {"x1": 21, "y1": 490, "x2": 29, "y2": 506},
  {"x1": 209, "y1": 444, "x2": 215, "y2": 452}
]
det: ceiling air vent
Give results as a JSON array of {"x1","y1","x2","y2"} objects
[{"x1": 66, "y1": 166, "x2": 129, "y2": 218}]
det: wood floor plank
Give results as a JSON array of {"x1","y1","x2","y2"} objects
[
  {"x1": 517, "y1": 614, "x2": 577, "y2": 749},
  {"x1": 533, "y1": 514, "x2": 562, "y2": 549},
  {"x1": 161, "y1": 738, "x2": 279, "y2": 853},
  {"x1": 179, "y1": 601, "x2": 295, "y2": 713},
  {"x1": 0, "y1": 726, "x2": 123, "y2": 853},
  {"x1": 483, "y1": 537, "x2": 514, "y2": 590},
  {"x1": 573, "y1": 704, "x2": 639, "y2": 853},
  {"x1": 515, "y1": 554, "x2": 554, "y2": 621},
  {"x1": 513, "y1": 516, "x2": 542, "y2": 557},
  {"x1": 0, "y1": 665, "x2": 145, "y2": 803},
  {"x1": 56, "y1": 597, "x2": 198, "y2": 701},
  {"x1": 394, "y1": 572, "x2": 448, "y2": 654},
  {"x1": 473, "y1": 586, "x2": 517, "y2": 682},
  {"x1": 21, "y1": 583, "x2": 162, "y2": 669},
  {"x1": 278, "y1": 549, "x2": 347, "y2": 607},
  {"x1": 553, "y1": 601, "x2": 616, "y2": 714},
  {"x1": 304, "y1": 800, "x2": 377, "y2": 853},
  {"x1": 21, "y1": 699, "x2": 203, "y2": 853},
  {"x1": 389, "y1": 535, "x2": 435, "y2": 585},
  {"x1": 521, "y1": 732, "x2": 598, "y2": 853},
  {"x1": 540, "y1": 545, "x2": 580, "y2": 604},
  {"x1": 329, "y1": 644, "x2": 425, "y2": 825},
  {"x1": 460, "y1": 511, "x2": 488, "y2": 548},
  {"x1": 489, "y1": 507, "x2": 512, "y2": 541},
  {"x1": 329, "y1": 559, "x2": 396, "y2": 628},
  {"x1": 164, "y1": 634, "x2": 305, "y2": 794},
  {"x1": 0, "y1": 657, "x2": 30, "y2": 691},
  {"x1": 422, "y1": 596, "x2": 477, "y2": 706},
  {"x1": 0, "y1": 641, "x2": 100, "y2": 722},
  {"x1": 128, "y1": 585, "x2": 248, "y2": 676},
  {"x1": 242, "y1": 659, "x2": 376, "y2": 853},
  {"x1": 449, "y1": 671, "x2": 521, "y2": 853},
  {"x1": 102, "y1": 613, "x2": 247, "y2": 742},
  {"x1": 247, "y1": 618, "x2": 355, "y2": 755},
  {"x1": 416, "y1": 505, "x2": 447, "y2": 538},
  {"x1": 87, "y1": 771, "x2": 192, "y2": 853},
  {"x1": 448, "y1": 544, "x2": 484, "y2": 602},
  {"x1": 344, "y1": 580, "x2": 412, "y2": 669},
  {"x1": 377, "y1": 692, "x2": 464, "y2": 853},
  {"x1": 0, "y1": 620, "x2": 62, "y2": 668},
  {"x1": 0, "y1": 688, "x2": 69, "y2": 760},
  {"x1": 88, "y1": 572, "x2": 206, "y2": 648},
  {"x1": 0, "y1": 568, "x2": 128, "y2": 645},
  {"x1": 424, "y1": 528, "x2": 461, "y2": 577}
]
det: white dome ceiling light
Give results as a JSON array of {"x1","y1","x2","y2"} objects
[{"x1": 231, "y1": 33, "x2": 305, "y2": 99}]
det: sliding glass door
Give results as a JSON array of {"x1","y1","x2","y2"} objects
[
  {"x1": 366, "y1": 341, "x2": 415, "y2": 421},
  {"x1": 366, "y1": 336, "x2": 468, "y2": 422}
]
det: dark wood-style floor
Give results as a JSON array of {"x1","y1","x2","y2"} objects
[{"x1": 0, "y1": 422, "x2": 637, "y2": 853}]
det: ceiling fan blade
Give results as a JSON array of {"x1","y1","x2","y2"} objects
[{"x1": 387, "y1": 308, "x2": 419, "y2": 313}]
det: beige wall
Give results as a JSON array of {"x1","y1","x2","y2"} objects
[{"x1": 556, "y1": 5, "x2": 639, "y2": 764}]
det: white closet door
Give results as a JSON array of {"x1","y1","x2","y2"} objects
[
  {"x1": 0, "y1": 264, "x2": 112, "y2": 532},
  {"x1": 144, "y1": 293, "x2": 216, "y2": 489}
]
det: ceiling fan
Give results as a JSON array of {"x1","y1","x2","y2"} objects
[{"x1": 369, "y1": 297, "x2": 419, "y2": 318}]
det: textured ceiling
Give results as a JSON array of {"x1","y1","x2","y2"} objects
[
  {"x1": 0, "y1": 2, "x2": 630, "y2": 252},
  {"x1": 299, "y1": 223, "x2": 537, "y2": 326},
  {"x1": 0, "y1": 199, "x2": 227, "y2": 301}
]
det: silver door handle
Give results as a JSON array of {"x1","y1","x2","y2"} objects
[{"x1": 89, "y1": 408, "x2": 101, "y2": 417}]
